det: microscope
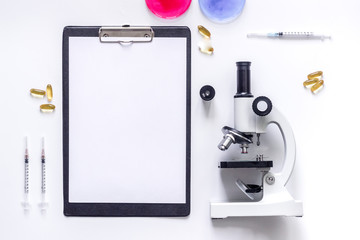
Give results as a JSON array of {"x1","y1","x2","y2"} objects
[{"x1": 211, "y1": 62, "x2": 303, "y2": 218}]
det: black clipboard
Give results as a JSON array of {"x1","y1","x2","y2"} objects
[{"x1": 63, "y1": 26, "x2": 191, "y2": 217}]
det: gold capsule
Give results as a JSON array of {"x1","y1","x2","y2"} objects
[
  {"x1": 30, "y1": 88, "x2": 46, "y2": 98},
  {"x1": 311, "y1": 80, "x2": 324, "y2": 94},
  {"x1": 303, "y1": 78, "x2": 319, "y2": 88},
  {"x1": 199, "y1": 46, "x2": 214, "y2": 55},
  {"x1": 46, "y1": 84, "x2": 53, "y2": 102},
  {"x1": 307, "y1": 71, "x2": 323, "y2": 80},
  {"x1": 198, "y1": 25, "x2": 211, "y2": 38},
  {"x1": 40, "y1": 104, "x2": 56, "y2": 113}
]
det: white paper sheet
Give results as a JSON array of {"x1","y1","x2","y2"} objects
[{"x1": 68, "y1": 37, "x2": 187, "y2": 203}]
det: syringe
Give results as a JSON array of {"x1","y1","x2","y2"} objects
[
  {"x1": 247, "y1": 32, "x2": 331, "y2": 40},
  {"x1": 21, "y1": 137, "x2": 30, "y2": 210},
  {"x1": 39, "y1": 137, "x2": 48, "y2": 212}
]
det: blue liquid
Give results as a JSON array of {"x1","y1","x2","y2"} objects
[{"x1": 199, "y1": 0, "x2": 246, "y2": 23}]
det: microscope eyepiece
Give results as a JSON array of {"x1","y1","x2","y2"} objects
[{"x1": 235, "y1": 61, "x2": 253, "y2": 98}]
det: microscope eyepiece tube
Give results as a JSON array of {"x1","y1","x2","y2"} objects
[
  {"x1": 235, "y1": 61, "x2": 253, "y2": 98},
  {"x1": 234, "y1": 61, "x2": 256, "y2": 133}
]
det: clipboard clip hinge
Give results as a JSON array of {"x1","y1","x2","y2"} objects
[{"x1": 99, "y1": 26, "x2": 154, "y2": 44}]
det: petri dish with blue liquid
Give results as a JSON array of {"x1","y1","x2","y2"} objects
[{"x1": 199, "y1": 0, "x2": 246, "y2": 23}]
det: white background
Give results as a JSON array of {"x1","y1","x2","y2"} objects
[{"x1": 1, "y1": 0, "x2": 359, "y2": 239}]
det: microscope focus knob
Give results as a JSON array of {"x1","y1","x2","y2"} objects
[{"x1": 252, "y1": 96, "x2": 272, "y2": 116}]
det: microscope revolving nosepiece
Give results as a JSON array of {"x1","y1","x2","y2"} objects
[{"x1": 218, "y1": 126, "x2": 252, "y2": 151}]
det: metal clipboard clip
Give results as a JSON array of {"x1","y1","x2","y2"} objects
[{"x1": 99, "y1": 26, "x2": 154, "y2": 44}]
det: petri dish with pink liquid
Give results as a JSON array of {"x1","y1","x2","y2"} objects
[{"x1": 145, "y1": 0, "x2": 192, "y2": 19}]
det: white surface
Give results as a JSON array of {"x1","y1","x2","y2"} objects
[
  {"x1": 1, "y1": 0, "x2": 360, "y2": 239},
  {"x1": 68, "y1": 37, "x2": 186, "y2": 203}
]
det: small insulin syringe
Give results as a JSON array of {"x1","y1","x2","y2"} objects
[
  {"x1": 22, "y1": 137, "x2": 30, "y2": 210},
  {"x1": 39, "y1": 137, "x2": 48, "y2": 211},
  {"x1": 247, "y1": 32, "x2": 331, "y2": 40}
]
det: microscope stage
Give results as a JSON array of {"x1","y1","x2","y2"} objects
[{"x1": 219, "y1": 161, "x2": 273, "y2": 168}]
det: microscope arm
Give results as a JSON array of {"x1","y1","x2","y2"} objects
[{"x1": 256, "y1": 107, "x2": 296, "y2": 186}]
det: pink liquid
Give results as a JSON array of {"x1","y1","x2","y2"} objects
[{"x1": 145, "y1": 0, "x2": 192, "y2": 19}]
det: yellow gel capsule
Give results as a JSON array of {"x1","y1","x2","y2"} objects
[
  {"x1": 307, "y1": 71, "x2": 323, "y2": 80},
  {"x1": 40, "y1": 104, "x2": 56, "y2": 113},
  {"x1": 30, "y1": 89, "x2": 46, "y2": 98},
  {"x1": 199, "y1": 46, "x2": 214, "y2": 55},
  {"x1": 303, "y1": 78, "x2": 319, "y2": 88},
  {"x1": 198, "y1": 25, "x2": 211, "y2": 38},
  {"x1": 46, "y1": 84, "x2": 53, "y2": 102},
  {"x1": 311, "y1": 80, "x2": 324, "y2": 94}
]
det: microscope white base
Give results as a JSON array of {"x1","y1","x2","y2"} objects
[
  {"x1": 211, "y1": 200, "x2": 303, "y2": 218},
  {"x1": 211, "y1": 181, "x2": 303, "y2": 218}
]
